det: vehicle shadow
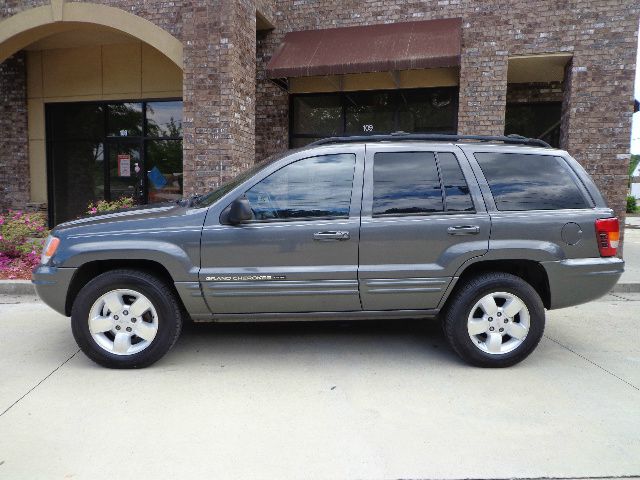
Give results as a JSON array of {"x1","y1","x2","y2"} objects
[{"x1": 172, "y1": 317, "x2": 463, "y2": 366}]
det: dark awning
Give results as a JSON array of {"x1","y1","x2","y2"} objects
[{"x1": 266, "y1": 18, "x2": 462, "y2": 79}]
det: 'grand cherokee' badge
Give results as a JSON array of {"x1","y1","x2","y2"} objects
[{"x1": 205, "y1": 275, "x2": 286, "y2": 281}]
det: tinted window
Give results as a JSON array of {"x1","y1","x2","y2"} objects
[
  {"x1": 289, "y1": 87, "x2": 458, "y2": 148},
  {"x1": 245, "y1": 154, "x2": 355, "y2": 221},
  {"x1": 373, "y1": 152, "x2": 443, "y2": 216},
  {"x1": 505, "y1": 102, "x2": 561, "y2": 148},
  {"x1": 474, "y1": 153, "x2": 589, "y2": 211},
  {"x1": 146, "y1": 101, "x2": 183, "y2": 138},
  {"x1": 345, "y1": 91, "x2": 396, "y2": 135},
  {"x1": 292, "y1": 95, "x2": 342, "y2": 136},
  {"x1": 438, "y1": 152, "x2": 474, "y2": 212},
  {"x1": 107, "y1": 103, "x2": 143, "y2": 137}
]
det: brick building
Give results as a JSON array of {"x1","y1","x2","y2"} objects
[{"x1": 0, "y1": 0, "x2": 638, "y2": 228}]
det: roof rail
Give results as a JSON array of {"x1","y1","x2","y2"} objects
[{"x1": 307, "y1": 132, "x2": 552, "y2": 148}]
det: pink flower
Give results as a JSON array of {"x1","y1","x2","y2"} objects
[
  {"x1": 0, "y1": 217, "x2": 4, "y2": 225},
  {"x1": 90, "y1": 207, "x2": 98, "y2": 214}
]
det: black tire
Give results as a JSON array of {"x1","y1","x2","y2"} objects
[
  {"x1": 71, "y1": 269, "x2": 183, "y2": 369},
  {"x1": 442, "y1": 272, "x2": 545, "y2": 368}
]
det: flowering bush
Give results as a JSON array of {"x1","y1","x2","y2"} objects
[
  {"x1": 87, "y1": 197, "x2": 135, "y2": 216},
  {"x1": 0, "y1": 210, "x2": 49, "y2": 280}
]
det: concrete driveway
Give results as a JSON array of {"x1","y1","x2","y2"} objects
[{"x1": 0, "y1": 295, "x2": 639, "y2": 480}]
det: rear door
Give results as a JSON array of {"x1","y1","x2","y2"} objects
[{"x1": 358, "y1": 143, "x2": 490, "y2": 311}]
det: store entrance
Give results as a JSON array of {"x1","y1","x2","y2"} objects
[
  {"x1": 46, "y1": 100, "x2": 183, "y2": 226},
  {"x1": 105, "y1": 139, "x2": 144, "y2": 204}
]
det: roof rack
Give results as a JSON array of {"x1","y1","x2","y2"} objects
[{"x1": 307, "y1": 132, "x2": 552, "y2": 148}]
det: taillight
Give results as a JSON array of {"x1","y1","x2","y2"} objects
[{"x1": 595, "y1": 218, "x2": 619, "y2": 257}]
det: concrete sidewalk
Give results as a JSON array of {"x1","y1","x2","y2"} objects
[
  {"x1": 621, "y1": 216, "x2": 640, "y2": 286},
  {"x1": 0, "y1": 295, "x2": 638, "y2": 480}
]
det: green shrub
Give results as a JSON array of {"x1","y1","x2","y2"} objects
[
  {"x1": 627, "y1": 195, "x2": 638, "y2": 213},
  {"x1": 87, "y1": 197, "x2": 135, "y2": 216}
]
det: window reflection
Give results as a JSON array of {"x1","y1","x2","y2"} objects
[
  {"x1": 290, "y1": 87, "x2": 458, "y2": 147},
  {"x1": 146, "y1": 140, "x2": 183, "y2": 203},
  {"x1": 47, "y1": 100, "x2": 182, "y2": 225},
  {"x1": 107, "y1": 103, "x2": 143, "y2": 137},
  {"x1": 373, "y1": 152, "x2": 443, "y2": 216},
  {"x1": 475, "y1": 153, "x2": 589, "y2": 211},
  {"x1": 146, "y1": 102, "x2": 183, "y2": 138},
  {"x1": 345, "y1": 91, "x2": 396, "y2": 134},
  {"x1": 245, "y1": 154, "x2": 355, "y2": 220},
  {"x1": 505, "y1": 102, "x2": 561, "y2": 148},
  {"x1": 292, "y1": 95, "x2": 342, "y2": 136},
  {"x1": 438, "y1": 152, "x2": 474, "y2": 212}
]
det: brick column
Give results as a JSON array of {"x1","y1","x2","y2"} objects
[
  {"x1": 561, "y1": 57, "x2": 634, "y2": 224},
  {"x1": 0, "y1": 52, "x2": 29, "y2": 212},
  {"x1": 457, "y1": 19, "x2": 508, "y2": 136},
  {"x1": 182, "y1": 0, "x2": 256, "y2": 195}
]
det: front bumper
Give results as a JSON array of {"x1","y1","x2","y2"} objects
[
  {"x1": 542, "y1": 257, "x2": 624, "y2": 309},
  {"x1": 32, "y1": 265, "x2": 77, "y2": 316}
]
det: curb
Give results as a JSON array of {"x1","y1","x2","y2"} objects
[
  {"x1": 1, "y1": 279, "x2": 639, "y2": 296},
  {"x1": 0, "y1": 280, "x2": 36, "y2": 296},
  {"x1": 610, "y1": 283, "x2": 640, "y2": 293}
]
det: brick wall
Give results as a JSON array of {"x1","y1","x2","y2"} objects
[
  {"x1": 1, "y1": 0, "x2": 638, "y2": 231},
  {"x1": 0, "y1": 53, "x2": 29, "y2": 212},
  {"x1": 255, "y1": 0, "x2": 638, "y2": 228},
  {"x1": 181, "y1": 0, "x2": 257, "y2": 195},
  {"x1": 507, "y1": 82, "x2": 564, "y2": 104}
]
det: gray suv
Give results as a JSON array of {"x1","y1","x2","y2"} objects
[{"x1": 33, "y1": 134, "x2": 624, "y2": 368}]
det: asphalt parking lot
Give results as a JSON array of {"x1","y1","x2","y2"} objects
[{"x1": 1, "y1": 294, "x2": 639, "y2": 480}]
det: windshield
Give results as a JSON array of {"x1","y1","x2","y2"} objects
[{"x1": 192, "y1": 152, "x2": 287, "y2": 208}]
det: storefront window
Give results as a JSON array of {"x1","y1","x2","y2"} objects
[
  {"x1": 504, "y1": 102, "x2": 562, "y2": 148},
  {"x1": 290, "y1": 87, "x2": 458, "y2": 147},
  {"x1": 46, "y1": 99, "x2": 183, "y2": 225},
  {"x1": 146, "y1": 101, "x2": 183, "y2": 138},
  {"x1": 107, "y1": 102, "x2": 143, "y2": 137}
]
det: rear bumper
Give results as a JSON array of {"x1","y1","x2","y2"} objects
[
  {"x1": 32, "y1": 265, "x2": 77, "y2": 316},
  {"x1": 542, "y1": 257, "x2": 624, "y2": 309}
]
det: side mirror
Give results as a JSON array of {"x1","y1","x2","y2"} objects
[{"x1": 227, "y1": 196, "x2": 254, "y2": 225}]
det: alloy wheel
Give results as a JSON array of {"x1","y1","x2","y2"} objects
[
  {"x1": 467, "y1": 291, "x2": 530, "y2": 355},
  {"x1": 88, "y1": 289, "x2": 159, "y2": 356}
]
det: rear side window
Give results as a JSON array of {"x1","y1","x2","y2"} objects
[
  {"x1": 372, "y1": 151, "x2": 474, "y2": 216},
  {"x1": 438, "y1": 152, "x2": 474, "y2": 212},
  {"x1": 474, "y1": 153, "x2": 589, "y2": 211}
]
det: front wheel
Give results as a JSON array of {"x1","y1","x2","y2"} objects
[
  {"x1": 71, "y1": 269, "x2": 183, "y2": 368},
  {"x1": 442, "y1": 272, "x2": 545, "y2": 367}
]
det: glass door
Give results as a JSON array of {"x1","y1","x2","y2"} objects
[
  {"x1": 106, "y1": 140, "x2": 143, "y2": 204},
  {"x1": 46, "y1": 100, "x2": 183, "y2": 225}
]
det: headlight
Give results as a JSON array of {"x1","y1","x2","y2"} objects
[{"x1": 41, "y1": 236, "x2": 60, "y2": 265}]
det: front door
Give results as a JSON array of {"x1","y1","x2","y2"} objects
[
  {"x1": 199, "y1": 147, "x2": 364, "y2": 314},
  {"x1": 358, "y1": 143, "x2": 490, "y2": 310},
  {"x1": 105, "y1": 140, "x2": 143, "y2": 204}
]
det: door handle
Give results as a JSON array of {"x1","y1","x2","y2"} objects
[
  {"x1": 447, "y1": 225, "x2": 480, "y2": 235},
  {"x1": 313, "y1": 231, "x2": 350, "y2": 241}
]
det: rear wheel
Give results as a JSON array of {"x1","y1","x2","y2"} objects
[
  {"x1": 442, "y1": 272, "x2": 545, "y2": 367},
  {"x1": 71, "y1": 269, "x2": 183, "y2": 368}
]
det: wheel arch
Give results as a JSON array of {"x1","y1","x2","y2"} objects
[
  {"x1": 65, "y1": 259, "x2": 183, "y2": 316},
  {"x1": 443, "y1": 259, "x2": 551, "y2": 310}
]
